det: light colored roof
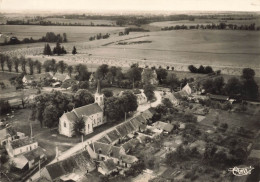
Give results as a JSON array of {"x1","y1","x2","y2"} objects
[
  {"x1": 73, "y1": 103, "x2": 102, "y2": 117},
  {"x1": 10, "y1": 137, "x2": 37, "y2": 149},
  {"x1": 13, "y1": 155, "x2": 28, "y2": 169},
  {"x1": 64, "y1": 111, "x2": 78, "y2": 122},
  {"x1": 121, "y1": 154, "x2": 138, "y2": 164},
  {"x1": 153, "y1": 121, "x2": 173, "y2": 132},
  {"x1": 92, "y1": 142, "x2": 124, "y2": 159},
  {"x1": 53, "y1": 73, "x2": 70, "y2": 82}
]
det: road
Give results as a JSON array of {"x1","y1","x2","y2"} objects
[{"x1": 28, "y1": 91, "x2": 162, "y2": 182}]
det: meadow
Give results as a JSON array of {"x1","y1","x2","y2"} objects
[{"x1": 1, "y1": 25, "x2": 259, "y2": 77}]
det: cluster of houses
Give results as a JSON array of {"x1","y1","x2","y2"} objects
[
  {"x1": 39, "y1": 106, "x2": 179, "y2": 181},
  {"x1": 22, "y1": 72, "x2": 71, "y2": 87},
  {"x1": 0, "y1": 126, "x2": 46, "y2": 172}
]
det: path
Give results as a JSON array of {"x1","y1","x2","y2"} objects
[{"x1": 28, "y1": 90, "x2": 162, "y2": 182}]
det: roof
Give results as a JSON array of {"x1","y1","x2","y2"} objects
[
  {"x1": 73, "y1": 103, "x2": 102, "y2": 117},
  {"x1": 96, "y1": 80, "x2": 101, "y2": 94},
  {"x1": 53, "y1": 73, "x2": 70, "y2": 82},
  {"x1": 134, "y1": 114, "x2": 147, "y2": 125},
  {"x1": 63, "y1": 111, "x2": 78, "y2": 122},
  {"x1": 100, "y1": 159, "x2": 117, "y2": 172},
  {"x1": 92, "y1": 142, "x2": 124, "y2": 159},
  {"x1": 141, "y1": 109, "x2": 154, "y2": 120},
  {"x1": 10, "y1": 137, "x2": 37, "y2": 149},
  {"x1": 122, "y1": 138, "x2": 140, "y2": 152},
  {"x1": 13, "y1": 155, "x2": 28, "y2": 169},
  {"x1": 116, "y1": 121, "x2": 135, "y2": 137},
  {"x1": 24, "y1": 72, "x2": 52, "y2": 81},
  {"x1": 45, "y1": 151, "x2": 95, "y2": 180},
  {"x1": 153, "y1": 121, "x2": 173, "y2": 132},
  {"x1": 121, "y1": 154, "x2": 138, "y2": 164},
  {"x1": 209, "y1": 94, "x2": 229, "y2": 101},
  {"x1": 173, "y1": 90, "x2": 188, "y2": 99},
  {"x1": 97, "y1": 136, "x2": 111, "y2": 144},
  {"x1": 0, "y1": 127, "x2": 16, "y2": 140},
  {"x1": 106, "y1": 129, "x2": 122, "y2": 142},
  {"x1": 23, "y1": 147, "x2": 45, "y2": 161}
]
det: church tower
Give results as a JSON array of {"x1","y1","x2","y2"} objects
[{"x1": 95, "y1": 80, "x2": 104, "y2": 110}]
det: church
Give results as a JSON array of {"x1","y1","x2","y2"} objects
[{"x1": 59, "y1": 82, "x2": 105, "y2": 137}]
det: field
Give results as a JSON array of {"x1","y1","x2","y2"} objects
[
  {"x1": 0, "y1": 25, "x2": 124, "y2": 43},
  {"x1": 1, "y1": 23, "x2": 260, "y2": 77},
  {"x1": 44, "y1": 18, "x2": 116, "y2": 26}
]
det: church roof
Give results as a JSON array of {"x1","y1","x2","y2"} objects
[
  {"x1": 73, "y1": 103, "x2": 102, "y2": 117},
  {"x1": 96, "y1": 80, "x2": 101, "y2": 94},
  {"x1": 64, "y1": 111, "x2": 78, "y2": 122}
]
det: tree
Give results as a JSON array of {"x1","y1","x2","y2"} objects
[
  {"x1": 0, "y1": 100, "x2": 11, "y2": 115},
  {"x1": 102, "y1": 89, "x2": 113, "y2": 97},
  {"x1": 142, "y1": 69, "x2": 154, "y2": 85},
  {"x1": 144, "y1": 84, "x2": 155, "y2": 101},
  {"x1": 202, "y1": 79, "x2": 214, "y2": 93},
  {"x1": 162, "y1": 98, "x2": 173, "y2": 108},
  {"x1": 63, "y1": 33, "x2": 68, "y2": 42},
  {"x1": 0, "y1": 54, "x2": 6, "y2": 71},
  {"x1": 35, "y1": 60, "x2": 42, "y2": 73},
  {"x1": 242, "y1": 68, "x2": 255, "y2": 80},
  {"x1": 74, "y1": 89, "x2": 94, "y2": 107},
  {"x1": 225, "y1": 77, "x2": 242, "y2": 97},
  {"x1": 67, "y1": 65, "x2": 73, "y2": 77},
  {"x1": 156, "y1": 68, "x2": 168, "y2": 84},
  {"x1": 57, "y1": 60, "x2": 68, "y2": 73},
  {"x1": 213, "y1": 76, "x2": 224, "y2": 94},
  {"x1": 6, "y1": 56, "x2": 13, "y2": 72},
  {"x1": 13, "y1": 56, "x2": 20, "y2": 73},
  {"x1": 78, "y1": 81, "x2": 89, "y2": 89},
  {"x1": 75, "y1": 64, "x2": 90, "y2": 81},
  {"x1": 43, "y1": 59, "x2": 57, "y2": 73},
  {"x1": 126, "y1": 64, "x2": 142, "y2": 88},
  {"x1": 28, "y1": 58, "x2": 34, "y2": 75},
  {"x1": 166, "y1": 73, "x2": 179, "y2": 92},
  {"x1": 188, "y1": 65, "x2": 198, "y2": 73},
  {"x1": 43, "y1": 43, "x2": 52, "y2": 55},
  {"x1": 72, "y1": 46, "x2": 77, "y2": 55},
  {"x1": 121, "y1": 91, "x2": 138, "y2": 113},
  {"x1": 43, "y1": 104, "x2": 59, "y2": 128},
  {"x1": 198, "y1": 65, "x2": 205, "y2": 74},
  {"x1": 104, "y1": 97, "x2": 125, "y2": 122},
  {"x1": 95, "y1": 64, "x2": 109, "y2": 80},
  {"x1": 20, "y1": 56, "x2": 27, "y2": 73},
  {"x1": 73, "y1": 117, "x2": 85, "y2": 136},
  {"x1": 204, "y1": 66, "x2": 213, "y2": 74},
  {"x1": 53, "y1": 42, "x2": 62, "y2": 55}
]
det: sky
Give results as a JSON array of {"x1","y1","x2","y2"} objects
[{"x1": 0, "y1": 0, "x2": 260, "y2": 12}]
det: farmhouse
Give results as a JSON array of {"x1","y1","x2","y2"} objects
[
  {"x1": 5, "y1": 137, "x2": 38, "y2": 157},
  {"x1": 41, "y1": 151, "x2": 95, "y2": 181},
  {"x1": 87, "y1": 141, "x2": 138, "y2": 167},
  {"x1": 22, "y1": 72, "x2": 52, "y2": 84},
  {"x1": 52, "y1": 73, "x2": 71, "y2": 82},
  {"x1": 59, "y1": 82, "x2": 104, "y2": 137}
]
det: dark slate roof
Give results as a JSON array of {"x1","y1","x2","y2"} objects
[
  {"x1": 45, "y1": 151, "x2": 95, "y2": 180},
  {"x1": 129, "y1": 117, "x2": 142, "y2": 130},
  {"x1": 134, "y1": 114, "x2": 147, "y2": 125},
  {"x1": 116, "y1": 121, "x2": 135, "y2": 137},
  {"x1": 122, "y1": 138, "x2": 140, "y2": 152},
  {"x1": 209, "y1": 94, "x2": 229, "y2": 101},
  {"x1": 106, "y1": 129, "x2": 122, "y2": 142},
  {"x1": 97, "y1": 136, "x2": 111, "y2": 144},
  {"x1": 100, "y1": 159, "x2": 117, "y2": 171},
  {"x1": 92, "y1": 142, "x2": 112, "y2": 155},
  {"x1": 10, "y1": 137, "x2": 36, "y2": 149},
  {"x1": 108, "y1": 145, "x2": 122, "y2": 159},
  {"x1": 23, "y1": 147, "x2": 45, "y2": 161},
  {"x1": 73, "y1": 103, "x2": 102, "y2": 117}
]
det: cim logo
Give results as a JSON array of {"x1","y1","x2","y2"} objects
[{"x1": 228, "y1": 166, "x2": 254, "y2": 176}]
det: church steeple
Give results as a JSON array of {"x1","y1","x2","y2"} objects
[{"x1": 95, "y1": 80, "x2": 104, "y2": 110}]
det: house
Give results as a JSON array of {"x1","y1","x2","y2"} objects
[
  {"x1": 121, "y1": 138, "x2": 140, "y2": 153},
  {"x1": 52, "y1": 73, "x2": 71, "y2": 82},
  {"x1": 152, "y1": 121, "x2": 174, "y2": 133},
  {"x1": 140, "y1": 108, "x2": 155, "y2": 123},
  {"x1": 22, "y1": 72, "x2": 52, "y2": 84},
  {"x1": 208, "y1": 94, "x2": 229, "y2": 102},
  {"x1": 12, "y1": 147, "x2": 46, "y2": 170},
  {"x1": 182, "y1": 83, "x2": 192, "y2": 95},
  {"x1": 59, "y1": 81, "x2": 105, "y2": 137},
  {"x1": 98, "y1": 159, "x2": 118, "y2": 175},
  {"x1": 141, "y1": 68, "x2": 158, "y2": 85},
  {"x1": 0, "y1": 127, "x2": 17, "y2": 146},
  {"x1": 6, "y1": 137, "x2": 38, "y2": 157},
  {"x1": 87, "y1": 142, "x2": 138, "y2": 167},
  {"x1": 41, "y1": 151, "x2": 95, "y2": 182}
]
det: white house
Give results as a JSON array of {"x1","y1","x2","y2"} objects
[
  {"x1": 5, "y1": 137, "x2": 38, "y2": 157},
  {"x1": 182, "y1": 83, "x2": 192, "y2": 95},
  {"x1": 59, "y1": 81, "x2": 105, "y2": 137}
]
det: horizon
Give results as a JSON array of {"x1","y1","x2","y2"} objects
[{"x1": 1, "y1": 0, "x2": 260, "y2": 13}]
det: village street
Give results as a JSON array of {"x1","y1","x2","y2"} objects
[{"x1": 28, "y1": 91, "x2": 162, "y2": 181}]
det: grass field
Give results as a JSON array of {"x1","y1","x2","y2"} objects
[{"x1": 0, "y1": 25, "x2": 124, "y2": 43}]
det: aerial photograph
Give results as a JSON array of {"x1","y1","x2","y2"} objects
[{"x1": 0, "y1": 0, "x2": 259, "y2": 181}]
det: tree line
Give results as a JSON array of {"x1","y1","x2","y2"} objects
[
  {"x1": 161, "y1": 23, "x2": 260, "y2": 31},
  {"x1": 202, "y1": 68, "x2": 259, "y2": 100},
  {"x1": 89, "y1": 33, "x2": 110, "y2": 41},
  {"x1": 188, "y1": 65, "x2": 216, "y2": 74},
  {"x1": 1, "y1": 32, "x2": 68, "y2": 46}
]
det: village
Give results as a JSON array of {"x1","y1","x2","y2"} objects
[{"x1": 1, "y1": 60, "x2": 260, "y2": 182}]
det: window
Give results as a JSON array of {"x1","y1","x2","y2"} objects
[{"x1": 64, "y1": 122, "x2": 66, "y2": 128}]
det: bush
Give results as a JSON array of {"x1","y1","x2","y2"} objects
[{"x1": 0, "y1": 100, "x2": 11, "y2": 115}]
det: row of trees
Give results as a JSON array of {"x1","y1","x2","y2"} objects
[
  {"x1": 43, "y1": 42, "x2": 68, "y2": 56},
  {"x1": 188, "y1": 65, "x2": 214, "y2": 74},
  {"x1": 202, "y1": 68, "x2": 259, "y2": 100},
  {"x1": 161, "y1": 23, "x2": 260, "y2": 31},
  {"x1": 89, "y1": 33, "x2": 110, "y2": 41},
  {"x1": 1, "y1": 32, "x2": 68, "y2": 46}
]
